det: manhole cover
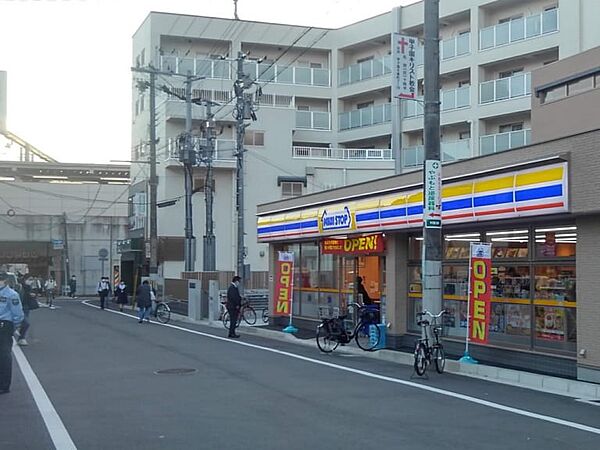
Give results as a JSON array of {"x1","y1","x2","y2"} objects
[{"x1": 154, "y1": 368, "x2": 197, "y2": 375}]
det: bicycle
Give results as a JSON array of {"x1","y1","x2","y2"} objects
[
  {"x1": 151, "y1": 300, "x2": 171, "y2": 324},
  {"x1": 413, "y1": 309, "x2": 447, "y2": 376},
  {"x1": 221, "y1": 300, "x2": 257, "y2": 329},
  {"x1": 316, "y1": 302, "x2": 381, "y2": 353}
]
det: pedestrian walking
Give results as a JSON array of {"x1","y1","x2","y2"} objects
[
  {"x1": 135, "y1": 280, "x2": 152, "y2": 323},
  {"x1": 0, "y1": 271, "x2": 24, "y2": 394},
  {"x1": 69, "y1": 275, "x2": 77, "y2": 298},
  {"x1": 16, "y1": 274, "x2": 38, "y2": 346},
  {"x1": 226, "y1": 276, "x2": 242, "y2": 338},
  {"x1": 114, "y1": 281, "x2": 128, "y2": 312},
  {"x1": 97, "y1": 276, "x2": 111, "y2": 310},
  {"x1": 45, "y1": 277, "x2": 57, "y2": 309}
]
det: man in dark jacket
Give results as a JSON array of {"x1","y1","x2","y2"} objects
[
  {"x1": 226, "y1": 276, "x2": 242, "y2": 338},
  {"x1": 136, "y1": 280, "x2": 152, "y2": 324}
]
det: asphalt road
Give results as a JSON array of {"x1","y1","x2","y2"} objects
[{"x1": 1, "y1": 298, "x2": 599, "y2": 450}]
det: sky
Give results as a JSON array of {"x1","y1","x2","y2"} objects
[{"x1": 0, "y1": 0, "x2": 415, "y2": 164}]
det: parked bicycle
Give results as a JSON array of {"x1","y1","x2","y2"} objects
[
  {"x1": 152, "y1": 299, "x2": 171, "y2": 324},
  {"x1": 221, "y1": 300, "x2": 257, "y2": 329},
  {"x1": 413, "y1": 309, "x2": 447, "y2": 376},
  {"x1": 316, "y1": 302, "x2": 381, "y2": 353}
]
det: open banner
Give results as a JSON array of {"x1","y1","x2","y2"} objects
[
  {"x1": 468, "y1": 243, "x2": 492, "y2": 345},
  {"x1": 273, "y1": 251, "x2": 294, "y2": 317}
]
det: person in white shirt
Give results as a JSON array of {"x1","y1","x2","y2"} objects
[{"x1": 45, "y1": 277, "x2": 57, "y2": 309}]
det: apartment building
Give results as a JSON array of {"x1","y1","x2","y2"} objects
[{"x1": 131, "y1": 0, "x2": 600, "y2": 276}]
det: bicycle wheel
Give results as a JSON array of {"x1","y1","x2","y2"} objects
[
  {"x1": 156, "y1": 303, "x2": 171, "y2": 324},
  {"x1": 316, "y1": 323, "x2": 339, "y2": 353},
  {"x1": 262, "y1": 309, "x2": 269, "y2": 323},
  {"x1": 242, "y1": 306, "x2": 257, "y2": 325},
  {"x1": 433, "y1": 345, "x2": 446, "y2": 374},
  {"x1": 355, "y1": 322, "x2": 380, "y2": 351},
  {"x1": 414, "y1": 342, "x2": 428, "y2": 376},
  {"x1": 222, "y1": 311, "x2": 230, "y2": 329}
]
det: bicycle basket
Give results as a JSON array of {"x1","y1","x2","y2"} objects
[{"x1": 318, "y1": 305, "x2": 340, "y2": 320}]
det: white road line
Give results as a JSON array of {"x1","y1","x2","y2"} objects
[
  {"x1": 13, "y1": 344, "x2": 78, "y2": 450},
  {"x1": 82, "y1": 300, "x2": 600, "y2": 436}
]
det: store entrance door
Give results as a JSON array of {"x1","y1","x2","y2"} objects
[{"x1": 357, "y1": 255, "x2": 381, "y2": 304}]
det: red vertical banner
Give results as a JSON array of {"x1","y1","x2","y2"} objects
[
  {"x1": 468, "y1": 243, "x2": 492, "y2": 345},
  {"x1": 273, "y1": 252, "x2": 294, "y2": 317}
]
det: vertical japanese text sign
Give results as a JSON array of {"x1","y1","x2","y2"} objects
[
  {"x1": 392, "y1": 33, "x2": 417, "y2": 99},
  {"x1": 424, "y1": 160, "x2": 442, "y2": 228},
  {"x1": 273, "y1": 252, "x2": 294, "y2": 317},
  {"x1": 468, "y1": 243, "x2": 492, "y2": 344}
]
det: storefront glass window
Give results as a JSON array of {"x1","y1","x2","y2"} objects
[
  {"x1": 535, "y1": 225, "x2": 577, "y2": 258},
  {"x1": 533, "y1": 265, "x2": 576, "y2": 352},
  {"x1": 444, "y1": 233, "x2": 480, "y2": 259},
  {"x1": 486, "y1": 229, "x2": 529, "y2": 259},
  {"x1": 408, "y1": 236, "x2": 422, "y2": 260},
  {"x1": 299, "y1": 242, "x2": 319, "y2": 318},
  {"x1": 319, "y1": 252, "x2": 341, "y2": 318}
]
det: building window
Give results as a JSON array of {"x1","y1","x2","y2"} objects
[
  {"x1": 357, "y1": 56, "x2": 374, "y2": 64},
  {"x1": 357, "y1": 101, "x2": 374, "y2": 109},
  {"x1": 567, "y1": 76, "x2": 594, "y2": 96},
  {"x1": 458, "y1": 79, "x2": 471, "y2": 87},
  {"x1": 244, "y1": 130, "x2": 265, "y2": 146},
  {"x1": 297, "y1": 105, "x2": 310, "y2": 111},
  {"x1": 499, "y1": 123, "x2": 524, "y2": 134},
  {"x1": 541, "y1": 84, "x2": 566, "y2": 103},
  {"x1": 499, "y1": 68, "x2": 523, "y2": 78},
  {"x1": 281, "y1": 181, "x2": 303, "y2": 198},
  {"x1": 310, "y1": 62, "x2": 322, "y2": 69},
  {"x1": 459, "y1": 131, "x2": 471, "y2": 140},
  {"x1": 535, "y1": 225, "x2": 577, "y2": 258}
]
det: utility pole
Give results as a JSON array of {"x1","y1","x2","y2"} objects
[
  {"x1": 181, "y1": 71, "x2": 197, "y2": 272},
  {"x1": 233, "y1": 52, "x2": 251, "y2": 282},
  {"x1": 422, "y1": 0, "x2": 442, "y2": 315},
  {"x1": 202, "y1": 101, "x2": 217, "y2": 271}
]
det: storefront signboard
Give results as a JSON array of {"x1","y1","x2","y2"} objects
[
  {"x1": 321, "y1": 234, "x2": 384, "y2": 255},
  {"x1": 424, "y1": 160, "x2": 442, "y2": 228},
  {"x1": 320, "y1": 206, "x2": 354, "y2": 232},
  {"x1": 468, "y1": 243, "x2": 492, "y2": 345},
  {"x1": 273, "y1": 251, "x2": 294, "y2": 317},
  {"x1": 392, "y1": 32, "x2": 417, "y2": 99}
]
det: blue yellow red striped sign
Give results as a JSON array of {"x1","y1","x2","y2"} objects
[{"x1": 257, "y1": 162, "x2": 568, "y2": 242}]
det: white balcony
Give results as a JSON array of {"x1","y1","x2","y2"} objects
[
  {"x1": 160, "y1": 56, "x2": 232, "y2": 79},
  {"x1": 292, "y1": 146, "x2": 393, "y2": 161},
  {"x1": 401, "y1": 139, "x2": 472, "y2": 169},
  {"x1": 339, "y1": 103, "x2": 392, "y2": 131},
  {"x1": 338, "y1": 55, "x2": 392, "y2": 86},
  {"x1": 296, "y1": 111, "x2": 331, "y2": 130},
  {"x1": 441, "y1": 33, "x2": 470, "y2": 61},
  {"x1": 479, "y1": 8, "x2": 559, "y2": 50},
  {"x1": 244, "y1": 61, "x2": 330, "y2": 87},
  {"x1": 479, "y1": 72, "x2": 531, "y2": 104},
  {"x1": 403, "y1": 86, "x2": 471, "y2": 118},
  {"x1": 164, "y1": 137, "x2": 237, "y2": 162},
  {"x1": 480, "y1": 129, "x2": 531, "y2": 155}
]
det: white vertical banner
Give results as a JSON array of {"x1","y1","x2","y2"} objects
[
  {"x1": 392, "y1": 32, "x2": 418, "y2": 99},
  {"x1": 424, "y1": 160, "x2": 442, "y2": 228}
]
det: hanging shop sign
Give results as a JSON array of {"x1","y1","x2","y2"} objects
[
  {"x1": 392, "y1": 32, "x2": 418, "y2": 99},
  {"x1": 424, "y1": 160, "x2": 442, "y2": 228},
  {"x1": 273, "y1": 251, "x2": 294, "y2": 317},
  {"x1": 321, "y1": 234, "x2": 385, "y2": 255},
  {"x1": 467, "y1": 243, "x2": 492, "y2": 345}
]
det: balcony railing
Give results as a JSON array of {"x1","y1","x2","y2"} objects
[
  {"x1": 403, "y1": 86, "x2": 471, "y2": 118},
  {"x1": 244, "y1": 61, "x2": 330, "y2": 87},
  {"x1": 296, "y1": 111, "x2": 331, "y2": 130},
  {"x1": 293, "y1": 146, "x2": 393, "y2": 160},
  {"x1": 479, "y1": 8, "x2": 559, "y2": 50},
  {"x1": 480, "y1": 72, "x2": 531, "y2": 104},
  {"x1": 402, "y1": 140, "x2": 472, "y2": 169},
  {"x1": 480, "y1": 129, "x2": 531, "y2": 155},
  {"x1": 441, "y1": 32, "x2": 470, "y2": 60},
  {"x1": 338, "y1": 55, "x2": 392, "y2": 86},
  {"x1": 160, "y1": 56, "x2": 232, "y2": 79},
  {"x1": 339, "y1": 103, "x2": 392, "y2": 131},
  {"x1": 164, "y1": 137, "x2": 236, "y2": 161}
]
